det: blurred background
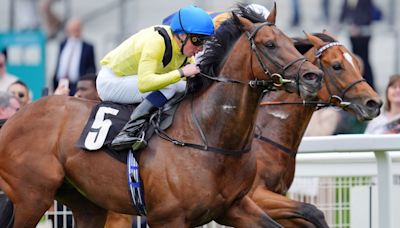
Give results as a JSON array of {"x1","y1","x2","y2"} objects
[{"x1": 0, "y1": 0, "x2": 399, "y2": 99}]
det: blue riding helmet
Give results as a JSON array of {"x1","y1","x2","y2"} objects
[{"x1": 170, "y1": 5, "x2": 214, "y2": 36}]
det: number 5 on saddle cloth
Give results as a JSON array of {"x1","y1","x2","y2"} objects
[{"x1": 76, "y1": 98, "x2": 180, "y2": 154}]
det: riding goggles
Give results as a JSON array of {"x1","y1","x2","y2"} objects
[{"x1": 189, "y1": 34, "x2": 210, "y2": 46}]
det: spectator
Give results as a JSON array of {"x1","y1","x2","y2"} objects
[
  {"x1": 0, "y1": 91, "x2": 20, "y2": 121},
  {"x1": 340, "y1": 0, "x2": 375, "y2": 89},
  {"x1": 305, "y1": 107, "x2": 341, "y2": 136},
  {"x1": 291, "y1": 0, "x2": 301, "y2": 27},
  {"x1": 0, "y1": 50, "x2": 18, "y2": 92},
  {"x1": 0, "y1": 92, "x2": 20, "y2": 227},
  {"x1": 53, "y1": 18, "x2": 96, "y2": 96},
  {"x1": 321, "y1": 0, "x2": 330, "y2": 23},
  {"x1": 53, "y1": 79, "x2": 70, "y2": 96},
  {"x1": 74, "y1": 73, "x2": 100, "y2": 101},
  {"x1": 365, "y1": 74, "x2": 400, "y2": 134},
  {"x1": 7, "y1": 80, "x2": 31, "y2": 107}
]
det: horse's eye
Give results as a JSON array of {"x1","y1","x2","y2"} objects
[
  {"x1": 332, "y1": 63, "x2": 342, "y2": 71},
  {"x1": 265, "y1": 42, "x2": 276, "y2": 49}
]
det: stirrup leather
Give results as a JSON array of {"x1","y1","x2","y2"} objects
[{"x1": 131, "y1": 132, "x2": 147, "y2": 151}]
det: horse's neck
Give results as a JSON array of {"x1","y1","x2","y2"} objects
[
  {"x1": 257, "y1": 91, "x2": 315, "y2": 151},
  {"x1": 195, "y1": 85, "x2": 260, "y2": 151},
  {"x1": 193, "y1": 47, "x2": 262, "y2": 150}
]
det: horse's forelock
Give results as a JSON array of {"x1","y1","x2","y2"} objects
[
  {"x1": 313, "y1": 33, "x2": 337, "y2": 43},
  {"x1": 293, "y1": 33, "x2": 337, "y2": 54}
]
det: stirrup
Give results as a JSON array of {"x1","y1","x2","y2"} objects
[{"x1": 131, "y1": 132, "x2": 148, "y2": 151}]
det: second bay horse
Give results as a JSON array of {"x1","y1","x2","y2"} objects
[
  {"x1": 248, "y1": 32, "x2": 382, "y2": 227},
  {"x1": 0, "y1": 4, "x2": 323, "y2": 228}
]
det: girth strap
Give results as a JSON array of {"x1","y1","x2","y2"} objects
[
  {"x1": 153, "y1": 94, "x2": 252, "y2": 156},
  {"x1": 254, "y1": 133, "x2": 297, "y2": 157}
]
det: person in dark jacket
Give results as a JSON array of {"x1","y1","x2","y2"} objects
[
  {"x1": 53, "y1": 18, "x2": 96, "y2": 95},
  {"x1": 340, "y1": 0, "x2": 375, "y2": 89}
]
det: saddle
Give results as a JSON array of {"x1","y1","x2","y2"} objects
[{"x1": 76, "y1": 94, "x2": 182, "y2": 163}]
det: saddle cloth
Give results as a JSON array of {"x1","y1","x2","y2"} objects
[
  {"x1": 76, "y1": 101, "x2": 135, "y2": 162},
  {"x1": 76, "y1": 99, "x2": 179, "y2": 162}
]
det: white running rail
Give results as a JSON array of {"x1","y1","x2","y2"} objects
[{"x1": 298, "y1": 134, "x2": 400, "y2": 228}]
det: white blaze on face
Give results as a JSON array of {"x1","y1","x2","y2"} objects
[{"x1": 343, "y1": 52, "x2": 356, "y2": 71}]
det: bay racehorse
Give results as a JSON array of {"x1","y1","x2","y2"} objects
[
  {"x1": 247, "y1": 32, "x2": 382, "y2": 227},
  {"x1": 0, "y1": 4, "x2": 324, "y2": 228}
]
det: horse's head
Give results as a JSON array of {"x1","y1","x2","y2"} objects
[
  {"x1": 304, "y1": 31, "x2": 382, "y2": 120},
  {"x1": 233, "y1": 3, "x2": 323, "y2": 100}
]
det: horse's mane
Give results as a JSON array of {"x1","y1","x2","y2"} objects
[
  {"x1": 293, "y1": 33, "x2": 337, "y2": 55},
  {"x1": 188, "y1": 4, "x2": 266, "y2": 93}
]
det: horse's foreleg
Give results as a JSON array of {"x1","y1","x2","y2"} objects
[
  {"x1": 105, "y1": 211, "x2": 134, "y2": 228},
  {"x1": 216, "y1": 196, "x2": 282, "y2": 228},
  {"x1": 12, "y1": 189, "x2": 54, "y2": 228},
  {"x1": 57, "y1": 187, "x2": 108, "y2": 228},
  {"x1": 252, "y1": 188, "x2": 329, "y2": 228}
]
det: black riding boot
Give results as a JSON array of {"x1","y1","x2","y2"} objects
[{"x1": 111, "y1": 99, "x2": 155, "y2": 151}]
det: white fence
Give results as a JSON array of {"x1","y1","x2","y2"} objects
[
  {"x1": 37, "y1": 134, "x2": 400, "y2": 228},
  {"x1": 297, "y1": 134, "x2": 400, "y2": 228}
]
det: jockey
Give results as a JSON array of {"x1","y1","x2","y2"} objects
[{"x1": 96, "y1": 5, "x2": 214, "y2": 151}]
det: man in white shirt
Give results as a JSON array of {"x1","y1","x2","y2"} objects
[
  {"x1": 0, "y1": 51, "x2": 18, "y2": 92},
  {"x1": 53, "y1": 18, "x2": 96, "y2": 95}
]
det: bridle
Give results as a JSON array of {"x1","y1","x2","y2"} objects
[
  {"x1": 316, "y1": 41, "x2": 366, "y2": 109},
  {"x1": 259, "y1": 41, "x2": 366, "y2": 109},
  {"x1": 199, "y1": 21, "x2": 307, "y2": 91},
  {"x1": 247, "y1": 22, "x2": 307, "y2": 91}
]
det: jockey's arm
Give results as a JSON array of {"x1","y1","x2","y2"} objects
[{"x1": 137, "y1": 42, "x2": 193, "y2": 93}]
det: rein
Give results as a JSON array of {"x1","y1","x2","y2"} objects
[
  {"x1": 254, "y1": 133, "x2": 296, "y2": 157},
  {"x1": 197, "y1": 22, "x2": 306, "y2": 91},
  {"x1": 259, "y1": 95, "x2": 351, "y2": 109},
  {"x1": 153, "y1": 93, "x2": 251, "y2": 156}
]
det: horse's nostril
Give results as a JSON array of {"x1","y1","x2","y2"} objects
[
  {"x1": 366, "y1": 99, "x2": 383, "y2": 110},
  {"x1": 303, "y1": 73, "x2": 318, "y2": 81}
]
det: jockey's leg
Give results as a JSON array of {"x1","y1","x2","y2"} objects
[
  {"x1": 109, "y1": 78, "x2": 186, "y2": 151},
  {"x1": 112, "y1": 88, "x2": 176, "y2": 151}
]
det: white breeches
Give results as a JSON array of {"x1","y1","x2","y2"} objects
[{"x1": 96, "y1": 66, "x2": 187, "y2": 104}]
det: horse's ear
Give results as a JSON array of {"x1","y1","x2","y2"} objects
[
  {"x1": 266, "y1": 2, "x2": 276, "y2": 24},
  {"x1": 305, "y1": 32, "x2": 325, "y2": 49},
  {"x1": 232, "y1": 12, "x2": 239, "y2": 24},
  {"x1": 322, "y1": 29, "x2": 337, "y2": 40},
  {"x1": 236, "y1": 14, "x2": 254, "y2": 32}
]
